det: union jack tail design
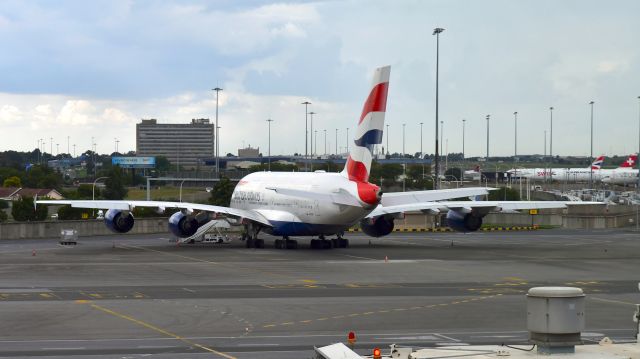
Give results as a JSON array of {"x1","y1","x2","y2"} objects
[
  {"x1": 618, "y1": 153, "x2": 637, "y2": 168},
  {"x1": 342, "y1": 66, "x2": 390, "y2": 183},
  {"x1": 591, "y1": 155, "x2": 604, "y2": 170}
]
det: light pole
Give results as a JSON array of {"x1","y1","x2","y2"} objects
[
  {"x1": 402, "y1": 123, "x2": 406, "y2": 192},
  {"x1": 636, "y1": 96, "x2": 639, "y2": 231},
  {"x1": 589, "y1": 101, "x2": 595, "y2": 188},
  {"x1": 323, "y1": 129, "x2": 327, "y2": 156},
  {"x1": 549, "y1": 106, "x2": 554, "y2": 162},
  {"x1": 346, "y1": 127, "x2": 349, "y2": 154},
  {"x1": 50, "y1": 137, "x2": 53, "y2": 155},
  {"x1": 73, "y1": 144, "x2": 76, "y2": 158},
  {"x1": 486, "y1": 115, "x2": 490, "y2": 160},
  {"x1": 462, "y1": 119, "x2": 466, "y2": 160},
  {"x1": 302, "y1": 101, "x2": 311, "y2": 170},
  {"x1": 212, "y1": 87, "x2": 223, "y2": 175},
  {"x1": 267, "y1": 118, "x2": 273, "y2": 171},
  {"x1": 514, "y1": 111, "x2": 518, "y2": 166},
  {"x1": 309, "y1": 112, "x2": 316, "y2": 170},
  {"x1": 67, "y1": 136, "x2": 70, "y2": 155},
  {"x1": 420, "y1": 122, "x2": 424, "y2": 178},
  {"x1": 335, "y1": 128, "x2": 338, "y2": 156},
  {"x1": 314, "y1": 130, "x2": 318, "y2": 156},
  {"x1": 440, "y1": 121, "x2": 444, "y2": 156},
  {"x1": 433, "y1": 27, "x2": 445, "y2": 190},
  {"x1": 386, "y1": 124, "x2": 390, "y2": 155}
]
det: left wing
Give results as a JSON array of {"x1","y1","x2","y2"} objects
[{"x1": 36, "y1": 200, "x2": 272, "y2": 227}]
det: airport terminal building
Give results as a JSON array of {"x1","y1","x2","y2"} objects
[{"x1": 136, "y1": 118, "x2": 214, "y2": 168}]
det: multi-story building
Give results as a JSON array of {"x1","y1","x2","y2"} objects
[{"x1": 136, "y1": 118, "x2": 214, "y2": 168}]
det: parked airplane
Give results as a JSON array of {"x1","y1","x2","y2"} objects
[
  {"x1": 508, "y1": 156, "x2": 604, "y2": 181},
  {"x1": 37, "y1": 66, "x2": 593, "y2": 249},
  {"x1": 602, "y1": 154, "x2": 638, "y2": 185}
]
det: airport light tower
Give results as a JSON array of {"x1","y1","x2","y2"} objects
[
  {"x1": 486, "y1": 115, "x2": 490, "y2": 160},
  {"x1": 302, "y1": 101, "x2": 311, "y2": 170},
  {"x1": 589, "y1": 101, "x2": 595, "y2": 188},
  {"x1": 462, "y1": 119, "x2": 466, "y2": 160},
  {"x1": 433, "y1": 27, "x2": 445, "y2": 189},
  {"x1": 267, "y1": 118, "x2": 273, "y2": 171},
  {"x1": 212, "y1": 87, "x2": 223, "y2": 175}
]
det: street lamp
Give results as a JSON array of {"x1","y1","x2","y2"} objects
[
  {"x1": 589, "y1": 101, "x2": 595, "y2": 188},
  {"x1": 309, "y1": 112, "x2": 316, "y2": 170},
  {"x1": 514, "y1": 111, "x2": 518, "y2": 162},
  {"x1": 486, "y1": 115, "x2": 490, "y2": 160},
  {"x1": 420, "y1": 122, "x2": 424, "y2": 178},
  {"x1": 402, "y1": 123, "x2": 406, "y2": 192},
  {"x1": 302, "y1": 101, "x2": 311, "y2": 170},
  {"x1": 323, "y1": 129, "x2": 327, "y2": 156},
  {"x1": 314, "y1": 130, "x2": 318, "y2": 156},
  {"x1": 462, "y1": 119, "x2": 466, "y2": 160},
  {"x1": 267, "y1": 119, "x2": 273, "y2": 171},
  {"x1": 212, "y1": 87, "x2": 223, "y2": 175},
  {"x1": 433, "y1": 27, "x2": 445, "y2": 190},
  {"x1": 386, "y1": 124, "x2": 390, "y2": 155},
  {"x1": 440, "y1": 121, "x2": 444, "y2": 156},
  {"x1": 549, "y1": 106, "x2": 554, "y2": 162},
  {"x1": 335, "y1": 128, "x2": 338, "y2": 156},
  {"x1": 346, "y1": 127, "x2": 349, "y2": 153}
]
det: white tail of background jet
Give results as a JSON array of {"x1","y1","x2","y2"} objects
[{"x1": 342, "y1": 66, "x2": 391, "y2": 183}]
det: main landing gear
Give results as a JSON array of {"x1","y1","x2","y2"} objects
[
  {"x1": 310, "y1": 234, "x2": 349, "y2": 249},
  {"x1": 274, "y1": 236, "x2": 298, "y2": 249},
  {"x1": 243, "y1": 224, "x2": 264, "y2": 248}
]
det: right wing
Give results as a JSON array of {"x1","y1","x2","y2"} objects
[
  {"x1": 381, "y1": 187, "x2": 492, "y2": 207},
  {"x1": 36, "y1": 200, "x2": 272, "y2": 227}
]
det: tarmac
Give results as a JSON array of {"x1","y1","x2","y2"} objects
[{"x1": 1, "y1": 229, "x2": 639, "y2": 358}]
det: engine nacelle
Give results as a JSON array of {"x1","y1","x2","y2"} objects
[
  {"x1": 104, "y1": 209, "x2": 135, "y2": 233},
  {"x1": 168, "y1": 211, "x2": 210, "y2": 238},
  {"x1": 446, "y1": 210, "x2": 483, "y2": 232},
  {"x1": 360, "y1": 216, "x2": 394, "y2": 237}
]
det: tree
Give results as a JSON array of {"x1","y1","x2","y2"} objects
[
  {"x1": 0, "y1": 209, "x2": 7, "y2": 222},
  {"x1": 209, "y1": 177, "x2": 235, "y2": 206},
  {"x1": 11, "y1": 197, "x2": 48, "y2": 221},
  {"x1": 103, "y1": 166, "x2": 128, "y2": 200},
  {"x1": 57, "y1": 205, "x2": 86, "y2": 220},
  {"x1": 488, "y1": 187, "x2": 520, "y2": 201},
  {"x1": 155, "y1": 156, "x2": 172, "y2": 172},
  {"x1": 3, "y1": 176, "x2": 21, "y2": 187}
]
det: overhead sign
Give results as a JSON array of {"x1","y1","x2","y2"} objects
[{"x1": 112, "y1": 157, "x2": 156, "y2": 169}]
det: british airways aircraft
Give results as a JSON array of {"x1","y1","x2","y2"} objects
[{"x1": 38, "y1": 66, "x2": 586, "y2": 249}]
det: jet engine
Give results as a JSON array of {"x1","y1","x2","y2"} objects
[
  {"x1": 360, "y1": 215, "x2": 394, "y2": 237},
  {"x1": 104, "y1": 209, "x2": 135, "y2": 233},
  {"x1": 446, "y1": 210, "x2": 483, "y2": 232},
  {"x1": 168, "y1": 211, "x2": 210, "y2": 238}
]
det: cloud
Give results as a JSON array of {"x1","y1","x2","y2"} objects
[{"x1": 0, "y1": 105, "x2": 22, "y2": 124}]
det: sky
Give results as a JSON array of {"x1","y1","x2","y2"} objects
[{"x1": 1, "y1": 0, "x2": 640, "y2": 158}]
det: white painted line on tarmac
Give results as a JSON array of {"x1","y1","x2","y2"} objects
[
  {"x1": 42, "y1": 347, "x2": 86, "y2": 350},
  {"x1": 236, "y1": 343, "x2": 280, "y2": 347},
  {"x1": 434, "y1": 333, "x2": 461, "y2": 342},
  {"x1": 341, "y1": 254, "x2": 377, "y2": 261}
]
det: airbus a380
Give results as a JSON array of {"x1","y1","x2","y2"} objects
[{"x1": 38, "y1": 66, "x2": 592, "y2": 249}]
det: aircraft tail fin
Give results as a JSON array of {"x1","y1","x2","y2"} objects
[
  {"x1": 618, "y1": 153, "x2": 637, "y2": 168},
  {"x1": 591, "y1": 155, "x2": 604, "y2": 170},
  {"x1": 342, "y1": 66, "x2": 391, "y2": 182}
]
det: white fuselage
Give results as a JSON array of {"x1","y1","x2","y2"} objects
[
  {"x1": 511, "y1": 168, "x2": 613, "y2": 182},
  {"x1": 601, "y1": 169, "x2": 640, "y2": 185},
  {"x1": 230, "y1": 171, "x2": 372, "y2": 236}
]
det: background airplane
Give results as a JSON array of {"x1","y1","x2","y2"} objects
[{"x1": 38, "y1": 66, "x2": 593, "y2": 249}]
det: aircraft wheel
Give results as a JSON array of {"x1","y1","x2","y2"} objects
[
  {"x1": 246, "y1": 237, "x2": 255, "y2": 248},
  {"x1": 255, "y1": 238, "x2": 265, "y2": 249},
  {"x1": 339, "y1": 238, "x2": 349, "y2": 248},
  {"x1": 310, "y1": 239, "x2": 318, "y2": 249},
  {"x1": 323, "y1": 239, "x2": 333, "y2": 249},
  {"x1": 274, "y1": 239, "x2": 283, "y2": 249},
  {"x1": 285, "y1": 239, "x2": 298, "y2": 249},
  {"x1": 331, "y1": 238, "x2": 339, "y2": 248}
]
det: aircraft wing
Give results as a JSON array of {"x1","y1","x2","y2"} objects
[
  {"x1": 36, "y1": 200, "x2": 272, "y2": 227},
  {"x1": 366, "y1": 200, "x2": 602, "y2": 218},
  {"x1": 381, "y1": 187, "x2": 492, "y2": 207}
]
